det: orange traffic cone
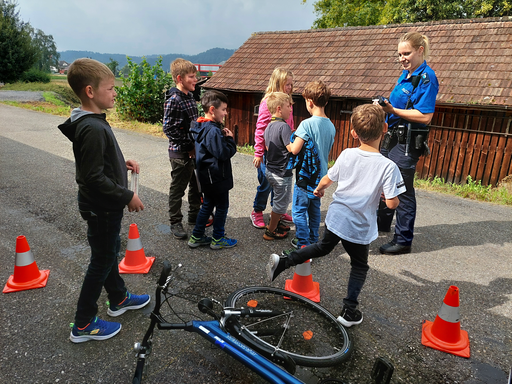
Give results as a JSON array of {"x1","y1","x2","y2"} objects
[
  {"x1": 119, "y1": 224, "x2": 155, "y2": 274},
  {"x1": 3, "y1": 236, "x2": 50, "y2": 293},
  {"x1": 421, "y1": 285, "x2": 470, "y2": 358},
  {"x1": 285, "y1": 259, "x2": 320, "y2": 302}
]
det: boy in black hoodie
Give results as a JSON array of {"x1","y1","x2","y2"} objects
[
  {"x1": 58, "y1": 58, "x2": 149, "y2": 343},
  {"x1": 188, "y1": 90, "x2": 238, "y2": 250}
]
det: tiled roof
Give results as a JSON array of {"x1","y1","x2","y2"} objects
[{"x1": 205, "y1": 18, "x2": 512, "y2": 106}]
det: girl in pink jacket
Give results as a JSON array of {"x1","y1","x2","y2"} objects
[{"x1": 251, "y1": 67, "x2": 294, "y2": 229}]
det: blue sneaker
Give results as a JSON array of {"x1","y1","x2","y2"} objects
[
  {"x1": 107, "y1": 292, "x2": 150, "y2": 317},
  {"x1": 188, "y1": 235, "x2": 212, "y2": 248},
  {"x1": 70, "y1": 317, "x2": 121, "y2": 343},
  {"x1": 210, "y1": 237, "x2": 237, "y2": 250}
]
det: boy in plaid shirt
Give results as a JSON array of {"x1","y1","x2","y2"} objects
[{"x1": 163, "y1": 58, "x2": 202, "y2": 239}]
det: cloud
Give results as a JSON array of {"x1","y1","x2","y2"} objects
[{"x1": 17, "y1": 0, "x2": 317, "y2": 55}]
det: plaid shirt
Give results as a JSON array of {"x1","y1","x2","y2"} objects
[{"x1": 163, "y1": 87, "x2": 198, "y2": 156}]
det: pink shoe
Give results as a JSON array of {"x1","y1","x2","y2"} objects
[
  {"x1": 250, "y1": 210, "x2": 266, "y2": 229},
  {"x1": 281, "y1": 213, "x2": 293, "y2": 225}
]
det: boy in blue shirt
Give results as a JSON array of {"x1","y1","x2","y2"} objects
[
  {"x1": 268, "y1": 104, "x2": 406, "y2": 327},
  {"x1": 288, "y1": 81, "x2": 336, "y2": 249}
]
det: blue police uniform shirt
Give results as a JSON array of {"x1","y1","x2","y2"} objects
[
  {"x1": 384, "y1": 60, "x2": 439, "y2": 169},
  {"x1": 386, "y1": 60, "x2": 439, "y2": 129}
]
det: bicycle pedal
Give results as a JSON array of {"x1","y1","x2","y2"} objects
[{"x1": 371, "y1": 357, "x2": 394, "y2": 384}]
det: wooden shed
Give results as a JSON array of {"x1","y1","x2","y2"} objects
[{"x1": 204, "y1": 17, "x2": 512, "y2": 186}]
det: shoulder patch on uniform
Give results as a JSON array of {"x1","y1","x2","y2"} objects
[{"x1": 421, "y1": 72, "x2": 430, "y2": 85}]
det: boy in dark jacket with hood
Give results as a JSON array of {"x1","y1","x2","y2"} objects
[
  {"x1": 58, "y1": 58, "x2": 149, "y2": 343},
  {"x1": 163, "y1": 58, "x2": 202, "y2": 239},
  {"x1": 187, "y1": 90, "x2": 238, "y2": 250}
]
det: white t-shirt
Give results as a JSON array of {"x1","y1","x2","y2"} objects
[{"x1": 325, "y1": 148, "x2": 406, "y2": 245}]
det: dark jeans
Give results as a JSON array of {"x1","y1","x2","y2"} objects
[
  {"x1": 169, "y1": 157, "x2": 201, "y2": 224},
  {"x1": 75, "y1": 206, "x2": 126, "y2": 327},
  {"x1": 377, "y1": 167, "x2": 416, "y2": 245},
  {"x1": 192, "y1": 190, "x2": 229, "y2": 240},
  {"x1": 253, "y1": 157, "x2": 274, "y2": 212},
  {"x1": 286, "y1": 228, "x2": 369, "y2": 310}
]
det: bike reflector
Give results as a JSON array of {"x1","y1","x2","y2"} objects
[
  {"x1": 303, "y1": 330, "x2": 313, "y2": 340},
  {"x1": 247, "y1": 300, "x2": 258, "y2": 308}
]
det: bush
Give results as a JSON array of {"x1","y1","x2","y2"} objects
[
  {"x1": 19, "y1": 68, "x2": 51, "y2": 83},
  {"x1": 115, "y1": 56, "x2": 174, "y2": 124}
]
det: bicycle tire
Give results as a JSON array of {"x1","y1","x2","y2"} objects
[{"x1": 224, "y1": 286, "x2": 353, "y2": 367}]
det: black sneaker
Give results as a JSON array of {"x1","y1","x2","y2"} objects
[
  {"x1": 188, "y1": 235, "x2": 212, "y2": 248},
  {"x1": 337, "y1": 306, "x2": 363, "y2": 327},
  {"x1": 379, "y1": 241, "x2": 411, "y2": 255},
  {"x1": 266, "y1": 254, "x2": 288, "y2": 282},
  {"x1": 170, "y1": 223, "x2": 187, "y2": 239}
]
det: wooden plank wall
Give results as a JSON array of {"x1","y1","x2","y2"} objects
[
  {"x1": 417, "y1": 106, "x2": 512, "y2": 186},
  {"x1": 223, "y1": 90, "x2": 512, "y2": 186}
]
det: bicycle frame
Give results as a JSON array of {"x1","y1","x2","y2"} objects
[{"x1": 158, "y1": 319, "x2": 304, "y2": 384}]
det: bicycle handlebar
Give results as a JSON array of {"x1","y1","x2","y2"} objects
[{"x1": 158, "y1": 260, "x2": 172, "y2": 286}]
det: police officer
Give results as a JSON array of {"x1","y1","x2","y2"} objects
[{"x1": 376, "y1": 32, "x2": 439, "y2": 254}]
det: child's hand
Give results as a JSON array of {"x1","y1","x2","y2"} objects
[
  {"x1": 126, "y1": 160, "x2": 140, "y2": 173},
  {"x1": 313, "y1": 188, "x2": 325, "y2": 198},
  {"x1": 128, "y1": 193, "x2": 144, "y2": 212},
  {"x1": 223, "y1": 128, "x2": 233, "y2": 138},
  {"x1": 253, "y1": 156, "x2": 262, "y2": 168}
]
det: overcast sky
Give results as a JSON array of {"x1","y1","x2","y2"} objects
[{"x1": 17, "y1": 0, "x2": 318, "y2": 56}]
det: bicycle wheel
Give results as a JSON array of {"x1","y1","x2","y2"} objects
[{"x1": 224, "y1": 286, "x2": 352, "y2": 367}]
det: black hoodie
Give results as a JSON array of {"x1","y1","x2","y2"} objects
[{"x1": 58, "y1": 109, "x2": 133, "y2": 211}]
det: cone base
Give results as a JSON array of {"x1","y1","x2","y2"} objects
[
  {"x1": 421, "y1": 320, "x2": 470, "y2": 358},
  {"x1": 119, "y1": 256, "x2": 155, "y2": 274},
  {"x1": 285, "y1": 278, "x2": 320, "y2": 302},
  {"x1": 3, "y1": 269, "x2": 50, "y2": 293}
]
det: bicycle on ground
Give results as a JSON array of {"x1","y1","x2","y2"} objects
[{"x1": 132, "y1": 261, "x2": 353, "y2": 384}]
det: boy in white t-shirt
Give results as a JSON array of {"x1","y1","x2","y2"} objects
[{"x1": 267, "y1": 104, "x2": 406, "y2": 327}]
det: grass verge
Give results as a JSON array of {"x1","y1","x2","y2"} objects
[{"x1": 414, "y1": 175, "x2": 512, "y2": 205}]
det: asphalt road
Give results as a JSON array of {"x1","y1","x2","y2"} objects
[{"x1": 0, "y1": 103, "x2": 511, "y2": 384}]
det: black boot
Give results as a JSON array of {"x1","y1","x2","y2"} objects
[{"x1": 379, "y1": 241, "x2": 411, "y2": 255}]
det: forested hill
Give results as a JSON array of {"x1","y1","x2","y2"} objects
[{"x1": 58, "y1": 47, "x2": 235, "y2": 69}]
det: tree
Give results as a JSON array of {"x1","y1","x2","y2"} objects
[
  {"x1": 119, "y1": 64, "x2": 131, "y2": 77},
  {"x1": 30, "y1": 27, "x2": 59, "y2": 72},
  {"x1": 115, "y1": 56, "x2": 175, "y2": 124},
  {"x1": 303, "y1": 0, "x2": 512, "y2": 27},
  {"x1": 0, "y1": 0, "x2": 38, "y2": 83},
  {"x1": 106, "y1": 57, "x2": 119, "y2": 77},
  {"x1": 306, "y1": 0, "x2": 385, "y2": 28}
]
